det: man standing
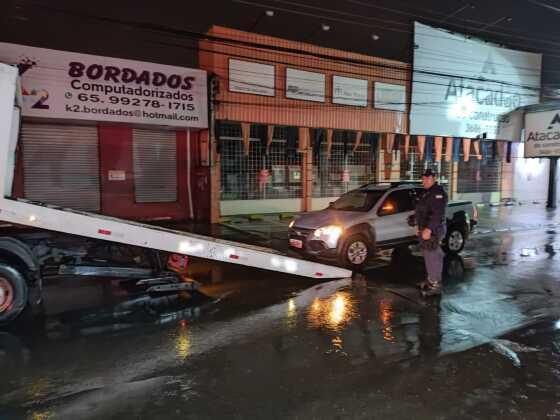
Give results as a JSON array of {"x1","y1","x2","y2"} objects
[{"x1": 415, "y1": 169, "x2": 448, "y2": 297}]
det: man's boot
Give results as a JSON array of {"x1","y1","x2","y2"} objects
[
  {"x1": 416, "y1": 279, "x2": 431, "y2": 290},
  {"x1": 421, "y1": 281, "x2": 442, "y2": 297}
]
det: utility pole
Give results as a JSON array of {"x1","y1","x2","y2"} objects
[{"x1": 547, "y1": 157, "x2": 558, "y2": 209}]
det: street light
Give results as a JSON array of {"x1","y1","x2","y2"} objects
[{"x1": 249, "y1": 9, "x2": 275, "y2": 31}]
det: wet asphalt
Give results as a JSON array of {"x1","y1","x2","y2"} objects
[{"x1": 2, "y1": 205, "x2": 560, "y2": 419}]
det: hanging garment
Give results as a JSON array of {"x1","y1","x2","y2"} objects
[
  {"x1": 473, "y1": 140, "x2": 482, "y2": 160},
  {"x1": 463, "y1": 138, "x2": 472, "y2": 162},
  {"x1": 404, "y1": 135, "x2": 411, "y2": 160},
  {"x1": 445, "y1": 137, "x2": 453, "y2": 162},
  {"x1": 286, "y1": 126, "x2": 298, "y2": 159},
  {"x1": 241, "y1": 122, "x2": 251, "y2": 156},
  {"x1": 417, "y1": 135, "x2": 426, "y2": 160},
  {"x1": 434, "y1": 136, "x2": 443, "y2": 162},
  {"x1": 327, "y1": 129, "x2": 333, "y2": 158},
  {"x1": 353, "y1": 131, "x2": 363, "y2": 153},
  {"x1": 424, "y1": 136, "x2": 434, "y2": 162}
]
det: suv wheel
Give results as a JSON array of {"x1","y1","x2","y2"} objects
[
  {"x1": 443, "y1": 225, "x2": 465, "y2": 254},
  {"x1": 339, "y1": 234, "x2": 371, "y2": 270}
]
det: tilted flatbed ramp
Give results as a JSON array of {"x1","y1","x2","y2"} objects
[{"x1": 0, "y1": 63, "x2": 351, "y2": 280}]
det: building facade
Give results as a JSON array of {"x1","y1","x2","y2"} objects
[{"x1": 1, "y1": 42, "x2": 211, "y2": 222}]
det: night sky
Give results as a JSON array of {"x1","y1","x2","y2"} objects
[{"x1": 2, "y1": 0, "x2": 560, "y2": 87}]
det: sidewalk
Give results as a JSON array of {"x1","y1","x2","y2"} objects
[{"x1": 158, "y1": 203, "x2": 560, "y2": 254}]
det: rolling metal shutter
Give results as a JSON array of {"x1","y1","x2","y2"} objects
[
  {"x1": 133, "y1": 129, "x2": 177, "y2": 203},
  {"x1": 22, "y1": 124, "x2": 100, "y2": 211}
]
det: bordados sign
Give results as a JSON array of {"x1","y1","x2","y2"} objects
[
  {"x1": 0, "y1": 42, "x2": 208, "y2": 128},
  {"x1": 524, "y1": 110, "x2": 560, "y2": 158}
]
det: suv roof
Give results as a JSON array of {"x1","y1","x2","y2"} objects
[{"x1": 359, "y1": 181, "x2": 422, "y2": 191}]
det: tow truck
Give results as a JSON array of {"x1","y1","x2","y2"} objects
[{"x1": 0, "y1": 63, "x2": 351, "y2": 325}]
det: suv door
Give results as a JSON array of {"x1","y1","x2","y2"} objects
[{"x1": 374, "y1": 189, "x2": 417, "y2": 245}]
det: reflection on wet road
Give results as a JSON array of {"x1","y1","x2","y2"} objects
[{"x1": 2, "y1": 209, "x2": 560, "y2": 418}]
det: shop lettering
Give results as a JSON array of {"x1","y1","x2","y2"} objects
[
  {"x1": 445, "y1": 77, "x2": 522, "y2": 108},
  {"x1": 526, "y1": 131, "x2": 560, "y2": 142},
  {"x1": 68, "y1": 62, "x2": 196, "y2": 90},
  {"x1": 70, "y1": 80, "x2": 194, "y2": 101}
]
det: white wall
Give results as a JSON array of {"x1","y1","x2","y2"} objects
[
  {"x1": 221, "y1": 199, "x2": 303, "y2": 216},
  {"x1": 511, "y1": 143, "x2": 550, "y2": 204}
]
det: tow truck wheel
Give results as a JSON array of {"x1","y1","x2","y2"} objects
[
  {"x1": 339, "y1": 234, "x2": 371, "y2": 271},
  {"x1": 0, "y1": 264, "x2": 28, "y2": 325},
  {"x1": 443, "y1": 226, "x2": 465, "y2": 255}
]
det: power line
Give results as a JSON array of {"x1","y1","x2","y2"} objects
[
  {"x1": 7, "y1": 1, "x2": 546, "y2": 96},
  {"x1": 346, "y1": 0, "x2": 560, "y2": 52}
]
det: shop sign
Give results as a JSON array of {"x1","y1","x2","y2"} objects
[
  {"x1": 374, "y1": 82, "x2": 406, "y2": 112},
  {"x1": 0, "y1": 42, "x2": 208, "y2": 128},
  {"x1": 410, "y1": 22, "x2": 541, "y2": 139},
  {"x1": 229, "y1": 59, "x2": 275, "y2": 97},
  {"x1": 286, "y1": 68, "x2": 325, "y2": 102},
  {"x1": 333, "y1": 75, "x2": 368, "y2": 107},
  {"x1": 108, "y1": 170, "x2": 126, "y2": 181},
  {"x1": 524, "y1": 110, "x2": 560, "y2": 158}
]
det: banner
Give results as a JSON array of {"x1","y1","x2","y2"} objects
[
  {"x1": 0, "y1": 42, "x2": 208, "y2": 128},
  {"x1": 410, "y1": 22, "x2": 541, "y2": 139},
  {"x1": 229, "y1": 58, "x2": 275, "y2": 96},
  {"x1": 374, "y1": 82, "x2": 406, "y2": 112},
  {"x1": 524, "y1": 110, "x2": 560, "y2": 157},
  {"x1": 286, "y1": 68, "x2": 325, "y2": 102},
  {"x1": 333, "y1": 75, "x2": 368, "y2": 107}
]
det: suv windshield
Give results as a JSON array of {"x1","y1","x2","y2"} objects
[{"x1": 330, "y1": 190, "x2": 386, "y2": 212}]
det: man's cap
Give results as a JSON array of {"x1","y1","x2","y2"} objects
[{"x1": 422, "y1": 168, "x2": 438, "y2": 178}]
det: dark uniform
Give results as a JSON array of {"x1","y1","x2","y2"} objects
[{"x1": 415, "y1": 172, "x2": 448, "y2": 292}]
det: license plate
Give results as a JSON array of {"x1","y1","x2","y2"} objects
[{"x1": 289, "y1": 238, "x2": 303, "y2": 249}]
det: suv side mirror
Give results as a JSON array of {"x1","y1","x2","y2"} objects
[{"x1": 378, "y1": 201, "x2": 397, "y2": 216}]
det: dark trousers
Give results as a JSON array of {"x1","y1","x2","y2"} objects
[{"x1": 421, "y1": 226, "x2": 446, "y2": 285}]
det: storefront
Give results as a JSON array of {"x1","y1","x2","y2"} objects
[
  {"x1": 199, "y1": 26, "x2": 512, "y2": 220},
  {"x1": 200, "y1": 26, "x2": 410, "y2": 220},
  {"x1": 1, "y1": 42, "x2": 211, "y2": 222}
]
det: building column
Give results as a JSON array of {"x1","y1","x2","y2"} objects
[
  {"x1": 300, "y1": 127, "x2": 313, "y2": 212},
  {"x1": 450, "y1": 162, "x2": 459, "y2": 200},
  {"x1": 209, "y1": 129, "x2": 221, "y2": 223},
  {"x1": 547, "y1": 157, "x2": 558, "y2": 209}
]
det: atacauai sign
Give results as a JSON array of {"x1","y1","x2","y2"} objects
[{"x1": 0, "y1": 42, "x2": 208, "y2": 128}]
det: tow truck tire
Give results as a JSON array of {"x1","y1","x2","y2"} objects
[
  {"x1": 443, "y1": 225, "x2": 466, "y2": 255},
  {"x1": 339, "y1": 234, "x2": 371, "y2": 271},
  {"x1": 0, "y1": 264, "x2": 28, "y2": 325}
]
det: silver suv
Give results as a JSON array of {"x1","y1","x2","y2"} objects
[{"x1": 288, "y1": 183, "x2": 477, "y2": 270}]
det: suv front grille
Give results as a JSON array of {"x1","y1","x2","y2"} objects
[{"x1": 291, "y1": 227, "x2": 314, "y2": 237}]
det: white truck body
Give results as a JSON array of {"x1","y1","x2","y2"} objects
[{"x1": 0, "y1": 63, "x2": 351, "y2": 280}]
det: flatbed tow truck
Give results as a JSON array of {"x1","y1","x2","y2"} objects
[{"x1": 0, "y1": 63, "x2": 351, "y2": 326}]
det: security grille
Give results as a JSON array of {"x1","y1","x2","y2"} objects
[
  {"x1": 399, "y1": 143, "x2": 452, "y2": 190},
  {"x1": 219, "y1": 123, "x2": 302, "y2": 200},
  {"x1": 457, "y1": 159, "x2": 501, "y2": 193},
  {"x1": 21, "y1": 123, "x2": 100, "y2": 211},
  {"x1": 133, "y1": 129, "x2": 177, "y2": 203},
  {"x1": 313, "y1": 132, "x2": 377, "y2": 197}
]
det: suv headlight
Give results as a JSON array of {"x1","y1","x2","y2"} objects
[{"x1": 313, "y1": 225, "x2": 343, "y2": 248}]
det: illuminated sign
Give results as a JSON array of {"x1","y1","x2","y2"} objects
[
  {"x1": 524, "y1": 110, "x2": 560, "y2": 157},
  {"x1": 410, "y1": 23, "x2": 542, "y2": 139}
]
